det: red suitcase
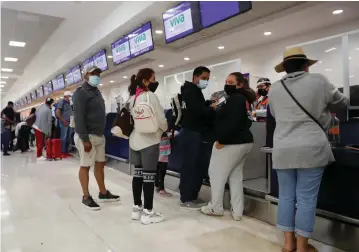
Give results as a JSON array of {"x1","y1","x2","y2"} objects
[
  {"x1": 46, "y1": 138, "x2": 53, "y2": 159},
  {"x1": 51, "y1": 139, "x2": 62, "y2": 160}
]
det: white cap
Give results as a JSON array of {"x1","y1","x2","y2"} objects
[
  {"x1": 64, "y1": 91, "x2": 72, "y2": 97},
  {"x1": 84, "y1": 66, "x2": 102, "y2": 76}
]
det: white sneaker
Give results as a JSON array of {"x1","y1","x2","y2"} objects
[
  {"x1": 231, "y1": 208, "x2": 242, "y2": 221},
  {"x1": 201, "y1": 205, "x2": 224, "y2": 216},
  {"x1": 131, "y1": 205, "x2": 143, "y2": 220},
  {"x1": 37, "y1": 156, "x2": 47, "y2": 161},
  {"x1": 140, "y1": 209, "x2": 164, "y2": 225}
]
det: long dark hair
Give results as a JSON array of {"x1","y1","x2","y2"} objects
[
  {"x1": 128, "y1": 68, "x2": 155, "y2": 96},
  {"x1": 229, "y1": 72, "x2": 256, "y2": 103},
  {"x1": 30, "y1": 107, "x2": 36, "y2": 115}
]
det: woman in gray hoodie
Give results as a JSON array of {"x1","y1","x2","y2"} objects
[{"x1": 33, "y1": 98, "x2": 54, "y2": 160}]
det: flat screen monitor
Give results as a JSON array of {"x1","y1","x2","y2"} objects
[
  {"x1": 163, "y1": 2, "x2": 202, "y2": 44},
  {"x1": 200, "y1": 1, "x2": 252, "y2": 28},
  {"x1": 31, "y1": 90, "x2": 37, "y2": 101},
  {"x1": 111, "y1": 36, "x2": 131, "y2": 65},
  {"x1": 128, "y1": 22, "x2": 154, "y2": 58},
  {"x1": 72, "y1": 65, "x2": 82, "y2": 84},
  {"x1": 66, "y1": 68, "x2": 74, "y2": 86},
  {"x1": 37, "y1": 86, "x2": 44, "y2": 98},
  {"x1": 27, "y1": 94, "x2": 31, "y2": 104},
  {"x1": 92, "y1": 49, "x2": 108, "y2": 72},
  {"x1": 52, "y1": 78, "x2": 58, "y2": 91},
  {"x1": 82, "y1": 56, "x2": 94, "y2": 73},
  {"x1": 44, "y1": 81, "x2": 53, "y2": 96},
  {"x1": 55, "y1": 74, "x2": 65, "y2": 91}
]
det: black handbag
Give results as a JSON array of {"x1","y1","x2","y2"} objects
[{"x1": 280, "y1": 79, "x2": 326, "y2": 133}]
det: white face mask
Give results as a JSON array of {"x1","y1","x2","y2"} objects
[{"x1": 198, "y1": 80, "x2": 209, "y2": 90}]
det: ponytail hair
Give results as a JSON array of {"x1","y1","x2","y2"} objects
[{"x1": 128, "y1": 68, "x2": 155, "y2": 96}]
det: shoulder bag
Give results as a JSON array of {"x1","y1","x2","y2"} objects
[{"x1": 280, "y1": 79, "x2": 325, "y2": 133}]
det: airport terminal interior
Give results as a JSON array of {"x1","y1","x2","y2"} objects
[{"x1": 1, "y1": 1, "x2": 359, "y2": 252}]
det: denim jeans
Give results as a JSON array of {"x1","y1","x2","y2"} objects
[
  {"x1": 1, "y1": 128, "x2": 11, "y2": 153},
  {"x1": 59, "y1": 121, "x2": 70, "y2": 153},
  {"x1": 276, "y1": 167, "x2": 325, "y2": 238}
]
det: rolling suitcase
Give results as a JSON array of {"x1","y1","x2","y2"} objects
[
  {"x1": 51, "y1": 139, "x2": 62, "y2": 160},
  {"x1": 46, "y1": 138, "x2": 53, "y2": 160}
]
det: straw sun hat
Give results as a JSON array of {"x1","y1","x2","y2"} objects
[{"x1": 275, "y1": 47, "x2": 318, "y2": 73}]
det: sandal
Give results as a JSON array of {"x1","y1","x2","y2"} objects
[{"x1": 158, "y1": 190, "x2": 172, "y2": 197}]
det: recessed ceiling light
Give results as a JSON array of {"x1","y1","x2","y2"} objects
[
  {"x1": 9, "y1": 41, "x2": 26, "y2": 47},
  {"x1": 184, "y1": 57, "x2": 190, "y2": 61},
  {"x1": 123, "y1": 76, "x2": 128, "y2": 79},
  {"x1": 99, "y1": 84, "x2": 103, "y2": 86},
  {"x1": 212, "y1": 77, "x2": 216, "y2": 79},
  {"x1": 325, "y1": 47, "x2": 336, "y2": 52},
  {"x1": 325, "y1": 69, "x2": 332, "y2": 71},
  {"x1": 60, "y1": 96, "x2": 63, "y2": 99},
  {"x1": 0, "y1": 76, "x2": 9, "y2": 79},
  {"x1": 350, "y1": 75, "x2": 355, "y2": 78},
  {"x1": 1, "y1": 68, "x2": 13, "y2": 72},
  {"x1": 332, "y1": 10, "x2": 343, "y2": 15},
  {"x1": 56, "y1": 98, "x2": 59, "y2": 101},
  {"x1": 0, "y1": 85, "x2": 4, "y2": 88},
  {"x1": 264, "y1": 32, "x2": 272, "y2": 36},
  {"x1": 319, "y1": 61, "x2": 323, "y2": 64},
  {"x1": 159, "y1": 64, "x2": 164, "y2": 68},
  {"x1": 349, "y1": 57, "x2": 352, "y2": 60},
  {"x1": 107, "y1": 55, "x2": 113, "y2": 59},
  {"x1": 4, "y1": 57, "x2": 18, "y2": 62},
  {"x1": 110, "y1": 80, "x2": 114, "y2": 83},
  {"x1": 155, "y1": 30, "x2": 163, "y2": 34},
  {"x1": 218, "y1": 45, "x2": 225, "y2": 50},
  {"x1": 0, "y1": 81, "x2": 6, "y2": 84}
]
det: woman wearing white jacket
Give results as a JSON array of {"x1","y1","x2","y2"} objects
[{"x1": 128, "y1": 68, "x2": 167, "y2": 225}]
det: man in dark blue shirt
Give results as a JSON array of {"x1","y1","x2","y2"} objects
[{"x1": 1, "y1": 101, "x2": 15, "y2": 156}]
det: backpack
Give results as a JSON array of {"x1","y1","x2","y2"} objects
[
  {"x1": 112, "y1": 104, "x2": 133, "y2": 139},
  {"x1": 170, "y1": 93, "x2": 183, "y2": 128},
  {"x1": 132, "y1": 92, "x2": 158, "y2": 133}
]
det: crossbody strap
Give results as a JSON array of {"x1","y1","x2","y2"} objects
[{"x1": 280, "y1": 79, "x2": 325, "y2": 132}]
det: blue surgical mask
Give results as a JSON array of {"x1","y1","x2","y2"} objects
[
  {"x1": 88, "y1": 76, "x2": 101, "y2": 87},
  {"x1": 198, "y1": 79, "x2": 209, "y2": 90}
]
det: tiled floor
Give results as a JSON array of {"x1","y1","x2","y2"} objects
[{"x1": 1, "y1": 152, "x2": 344, "y2": 252}]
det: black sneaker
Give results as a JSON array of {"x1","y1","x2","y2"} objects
[
  {"x1": 98, "y1": 190, "x2": 120, "y2": 203},
  {"x1": 82, "y1": 196, "x2": 101, "y2": 211},
  {"x1": 3, "y1": 152, "x2": 10, "y2": 156}
]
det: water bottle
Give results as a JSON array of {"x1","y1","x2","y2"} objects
[{"x1": 328, "y1": 113, "x2": 340, "y2": 147}]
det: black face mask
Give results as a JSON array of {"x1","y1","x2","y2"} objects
[
  {"x1": 224, "y1": 84, "x2": 237, "y2": 95},
  {"x1": 258, "y1": 88, "x2": 268, "y2": 97},
  {"x1": 148, "y1": 81, "x2": 159, "y2": 93}
]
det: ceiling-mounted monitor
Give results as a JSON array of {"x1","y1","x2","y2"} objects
[
  {"x1": 72, "y1": 65, "x2": 82, "y2": 84},
  {"x1": 31, "y1": 90, "x2": 37, "y2": 101},
  {"x1": 92, "y1": 49, "x2": 108, "y2": 72},
  {"x1": 37, "y1": 86, "x2": 44, "y2": 98},
  {"x1": 44, "y1": 81, "x2": 53, "y2": 96},
  {"x1": 82, "y1": 56, "x2": 94, "y2": 73},
  {"x1": 26, "y1": 94, "x2": 31, "y2": 104},
  {"x1": 66, "y1": 68, "x2": 74, "y2": 86},
  {"x1": 111, "y1": 35, "x2": 131, "y2": 65},
  {"x1": 128, "y1": 22, "x2": 154, "y2": 58},
  {"x1": 54, "y1": 74, "x2": 65, "y2": 91},
  {"x1": 200, "y1": 1, "x2": 252, "y2": 28},
  {"x1": 163, "y1": 2, "x2": 202, "y2": 44}
]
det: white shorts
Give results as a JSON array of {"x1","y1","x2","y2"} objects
[{"x1": 74, "y1": 133, "x2": 106, "y2": 167}]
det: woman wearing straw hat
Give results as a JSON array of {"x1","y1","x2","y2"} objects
[{"x1": 268, "y1": 47, "x2": 348, "y2": 252}]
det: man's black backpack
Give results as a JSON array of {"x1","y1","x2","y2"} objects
[{"x1": 170, "y1": 93, "x2": 183, "y2": 129}]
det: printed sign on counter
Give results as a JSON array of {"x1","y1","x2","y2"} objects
[
  {"x1": 112, "y1": 36, "x2": 131, "y2": 65},
  {"x1": 128, "y1": 22, "x2": 154, "y2": 58},
  {"x1": 92, "y1": 49, "x2": 108, "y2": 72},
  {"x1": 163, "y1": 2, "x2": 194, "y2": 43}
]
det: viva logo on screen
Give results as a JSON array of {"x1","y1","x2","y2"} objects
[
  {"x1": 170, "y1": 14, "x2": 185, "y2": 27},
  {"x1": 116, "y1": 44, "x2": 126, "y2": 53},
  {"x1": 135, "y1": 33, "x2": 146, "y2": 44}
]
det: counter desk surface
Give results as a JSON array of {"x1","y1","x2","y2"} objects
[{"x1": 262, "y1": 146, "x2": 359, "y2": 222}]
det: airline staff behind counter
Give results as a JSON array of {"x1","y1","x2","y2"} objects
[{"x1": 253, "y1": 78, "x2": 271, "y2": 122}]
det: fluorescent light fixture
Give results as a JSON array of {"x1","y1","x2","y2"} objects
[
  {"x1": 1, "y1": 68, "x2": 13, "y2": 72},
  {"x1": 184, "y1": 57, "x2": 190, "y2": 61},
  {"x1": 0, "y1": 85, "x2": 4, "y2": 88},
  {"x1": 4, "y1": 57, "x2": 18, "y2": 62},
  {"x1": 264, "y1": 32, "x2": 272, "y2": 36},
  {"x1": 110, "y1": 80, "x2": 114, "y2": 83},
  {"x1": 218, "y1": 45, "x2": 225, "y2": 50},
  {"x1": 325, "y1": 47, "x2": 336, "y2": 52},
  {"x1": 0, "y1": 76, "x2": 9, "y2": 79},
  {"x1": 107, "y1": 55, "x2": 113, "y2": 59},
  {"x1": 9, "y1": 41, "x2": 26, "y2": 47},
  {"x1": 332, "y1": 10, "x2": 343, "y2": 15},
  {"x1": 159, "y1": 65, "x2": 164, "y2": 68},
  {"x1": 155, "y1": 30, "x2": 163, "y2": 34},
  {"x1": 0, "y1": 81, "x2": 6, "y2": 84},
  {"x1": 123, "y1": 76, "x2": 128, "y2": 79},
  {"x1": 325, "y1": 69, "x2": 332, "y2": 71}
]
